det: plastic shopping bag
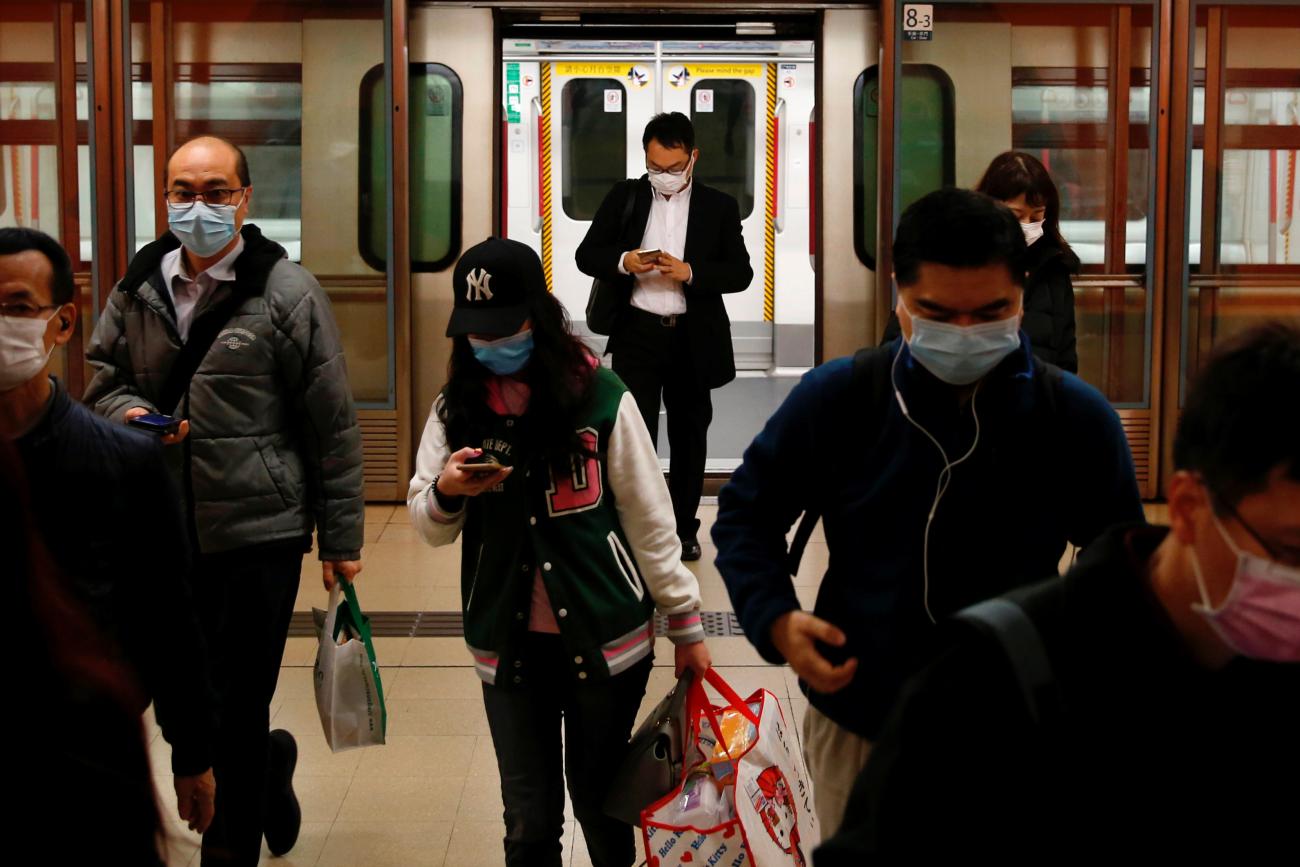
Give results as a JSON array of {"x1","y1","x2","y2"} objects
[
  {"x1": 313, "y1": 581, "x2": 387, "y2": 752},
  {"x1": 641, "y1": 668, "x2": 819, "y2": 867}
]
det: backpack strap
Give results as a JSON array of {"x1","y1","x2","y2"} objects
[
  {"x1": 157, "y1": 290, "x2": 249, "y2": 414},
  {"x1": 954, "y1": 591, "x2": 1061, "y2": 725},
  {"x1": 155, "y1": 226, "x2": 288, "y2": 414},
  {"x1": 786, "y1": 344, "x2": 895, "y2": 576}
]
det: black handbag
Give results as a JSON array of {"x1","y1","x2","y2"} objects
[
  {"x1": 585, "y1": 181, "x2": 639, "y2": 336},
  {"x1": 603, "y1": 668, "x2": 697, "y2": 826}
]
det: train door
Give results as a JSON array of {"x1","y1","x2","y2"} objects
[
  {"x1": 503, "y1": 42, "x2": 816, "y2": 376},
  {"x1": 658, "y1": 58, "x2": 817, "y2": 369},
  {"x1": 504, "y1": 52, "x2": 658, "y2": 326}
]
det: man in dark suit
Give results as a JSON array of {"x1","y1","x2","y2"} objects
[{"x1": 576, "y1": 112, "x2": 753, "y2": 560}]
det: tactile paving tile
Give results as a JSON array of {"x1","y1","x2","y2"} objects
[{"x1": 289, "y1": 609, "x2": 745, "y2": 638}]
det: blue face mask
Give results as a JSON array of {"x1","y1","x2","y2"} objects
[
  {"x1": 168, "y1": 201, "x2": 238, "y2": 257},
  {"x1": 469, "y1": 329, "x2": 534, "y2": 376},
  {"x1": 903, "y1": 302, "x2": 1022, "y2": 386}
]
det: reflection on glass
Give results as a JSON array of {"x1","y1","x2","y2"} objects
[
  {"x1": 359, "y1": 63, "x2": 461, "y2": 272},
  {"x1": 855, "y1": 64, "x2": 955, "y2": 267},
  {"x1": 691, "y1": 79, "x2": 756, "y2": 218},
  {"x1": 561, "y1": 78, "x2": 626, "y2": 221},
  {"x1": 174, "y1": 80, "x2": 304, "y2": 258},
  {"x1": 1188, "y1": 284, "x2": 1300, "y2": 375}
]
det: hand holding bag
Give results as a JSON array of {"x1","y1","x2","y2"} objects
[
  {"x1": 642, "y1": 668, "x2": 820, "y2": 867},
  {"x1": 605, "y1": 669, "x2": 698, "y2": 826},
  {"x1": 312, "y1": 581, "x2": 388, "y2": 752}
]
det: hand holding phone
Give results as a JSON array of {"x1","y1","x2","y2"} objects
[
  {"x1": 128, "y1": 412, "x2": 181, "y2": 435},
  {"x1": 637, "y1": 248, "x2": 664, "y2": 264},
  {"x1": 458, "y1": 454, "x2": 507, "y2": 474}
]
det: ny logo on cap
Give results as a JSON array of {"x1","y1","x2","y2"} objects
[{"x1": 466, "y1": 268, "x2": 493, "y2": 302}]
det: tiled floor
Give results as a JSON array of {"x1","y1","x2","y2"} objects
[
  {"x1": 148, "y1": 501, "x2": 1166, "y2": 866},
  {"x1": 149, "y1": 504, "x2": 806, "y2": 867}
]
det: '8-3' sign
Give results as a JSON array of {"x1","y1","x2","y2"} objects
[{"x1": 903, "y1": 4, "x2": 935, "y2": 42}]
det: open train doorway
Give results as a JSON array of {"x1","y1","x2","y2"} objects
[{"x1": 500, "y1": 24, "x2": 816, "y2": 473}]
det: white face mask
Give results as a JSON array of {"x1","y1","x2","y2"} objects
[
  {"x1": 648, "y1": 155, "x2": 695, "y2": 196},
  {"x1": 1021, "y1": 220, "x2": 1045, "y2": 246},
  {"x1": 0, "y1": 311, "x2": 57, "y2": 392}
]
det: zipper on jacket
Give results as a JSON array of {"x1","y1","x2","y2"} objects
[{"x1": 466, "y1": 543, "x2": 485, "y2": 612}]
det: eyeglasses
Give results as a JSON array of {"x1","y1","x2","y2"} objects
[
  {"x1": 164, "y1": 188, "x2": 247, "y2": 208},
  {"x1": 1214, "y1": 493, "x2": 1300, "y2": 568},
  {"x1": 0, "y1": 302, "x2": 58, "y2": 319},
  {"x1": 646, "y1": 165, "x2": 690, "y2": 177}
]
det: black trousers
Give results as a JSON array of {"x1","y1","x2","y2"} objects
[
  {"x1": 193, "y1": 543, "x2": 303, "y2": 867},
  {"x1": 611, "y1": 307, "x2": 713, "y2": 541},
  {"x1": 482, "y1": 633, "x2": 653, "y2": 867}
]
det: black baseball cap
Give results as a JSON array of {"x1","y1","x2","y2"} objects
[{"x1": 446, "y1": 237, "x2": 547, "y2": 337}]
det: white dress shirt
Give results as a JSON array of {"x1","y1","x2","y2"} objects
[
  {"x1": 616, "y1": 182, "x2": 694, "y2": 316},
  {"x1": 159, "y1": 236, "x2": 244, "y2": 341}
]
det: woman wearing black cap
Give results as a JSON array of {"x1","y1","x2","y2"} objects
[{"x1": 407, "y1": 237, "x2": 711, "y2": 867}]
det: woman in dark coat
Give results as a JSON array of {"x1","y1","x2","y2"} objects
[{"x1": 883, "y1": 151, "x2": 1081, "y2": 372}]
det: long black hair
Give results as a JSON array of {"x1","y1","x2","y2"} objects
[
  {"x1": 439, "y1": 289, "x2": 597, "y2": 469},
  {"x1": 976, "y1": 151, "x2": 1076, "y2": 261}
]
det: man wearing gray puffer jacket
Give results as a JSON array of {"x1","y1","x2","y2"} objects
[{"x1": 84, "y1": 136, "x2": 364, "y2": 866}]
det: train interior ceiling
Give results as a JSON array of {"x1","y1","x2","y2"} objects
[{"x1": 3, "y1": 1, "x2": 1299, "y2": 501}]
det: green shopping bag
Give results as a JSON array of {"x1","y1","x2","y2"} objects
[{"x1": 313, "y1": 581, "x2": 387, "y2": 751}]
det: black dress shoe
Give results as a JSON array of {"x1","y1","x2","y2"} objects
[
  {"x1": 264, "y1": 729, "x2": 301, "y2": 856},
  {"x1": 681, "y1": 538, "x2": 702, "y2": 561}
]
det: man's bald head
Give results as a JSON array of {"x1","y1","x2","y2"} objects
[{"x1": 163, "y1": 136, "x2": 250, "y2": 190}]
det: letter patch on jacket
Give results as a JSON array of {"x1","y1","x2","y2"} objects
[{"x1": 546, "y1": 428, "x2": 602, "y2": 517}]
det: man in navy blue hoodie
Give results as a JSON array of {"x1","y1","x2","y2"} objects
[{"x1": 712, "y1": 188, "x2": 1144, "y2": 834}]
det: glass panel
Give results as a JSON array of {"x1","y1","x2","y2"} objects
[
  {"x1": 690, "y1": 79, "x2": 756, "y2": 218},
  {"x1": 1188, "y1": 283, "x2": 1300, "y2": 369},
  {"x1": 1218, "y1": 90, "x2": 1300, "y2": 266},
  {"x1": 561, "y1": 78, "x2": 625, "y2": 221},
  {"x1": 128, "y1": 1, "x2": 153, "y2": 254},
  {"x1": 0, "y1": 2, "x2": 87, "y2": 384},
  {"x1": 911, "y1": 5, "x2": 1154, "y2": 406},
  {"x1": 170, "y1": 8, "x2": 388, "y2": 404},
  {"x1": 173, "y1": 78, "x2": 303, "y2": 259},
  {"x1": 854, "y1": 64, "x2": 955, "y2": 267}
]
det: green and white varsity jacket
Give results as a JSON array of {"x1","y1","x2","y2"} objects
[{"x1": 407, "y1": 366, "x2": 705, "y2": 687}]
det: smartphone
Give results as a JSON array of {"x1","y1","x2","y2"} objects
[
  {"x1": 637, "y1": 248, "x2": 664, "y2": 264},
  {"x1": 458, "y1": 454, "x2": 507, "y2": 474},
  {"x1": 128, "y1": 412, "x2": 181, "y2": 435}
]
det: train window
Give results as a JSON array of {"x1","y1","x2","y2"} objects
[
  {"x1": 561, "y1": 78, "x2": 626, "y2": 221},
  {"x1": 1010, "y1": 73, "x2": 1166, "y2": 269},
  {"x1": 690, "y1": 79, "x2": 756, "y2": 219},
  {"x1": 359, "y1": 63, "x2": 463, "y2": 272},
  {"x1": 853, "y1": 65, "x2": 955, "y2": 269},
  {"x1": 1216, "y1": 88, "x2": 1300, "y2": 266}
]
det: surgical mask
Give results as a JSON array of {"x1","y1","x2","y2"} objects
[
  {"x1": 1021, "y1": 220, "x2": 1045, "y2": 246},
  {"x1": 1190, "y1": 507, "x2": 1300, "y2": 662},
  {"x1": 648, "y1": 155, "x2": 695, "y2": 196},
  {"x1": 168, "y1": 201, "x2": 238, "y2": 258},
  {"x1": 902, "y1": 303, "x2": 1022, "y2": 386},
  {"x1": 469, "y1": 329, "x2": 534, "y2": 376},
  {"x1": 0, "y1": 311, "x2": 57, "y2": 392}
]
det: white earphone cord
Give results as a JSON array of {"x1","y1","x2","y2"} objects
[{"x1": 889, "y1": 349, "x2": 983, "y2": 624}]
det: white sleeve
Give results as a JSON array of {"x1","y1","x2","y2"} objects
[
  {"x1": 607, "y1": 391, "x2": 704, "y2": 641},
  {"x1": 406, "y1": 397, "x2": 466, "y2": 547},
  {"x1": 617, "y1": 251, "x2": 633, "y2": 275}
]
